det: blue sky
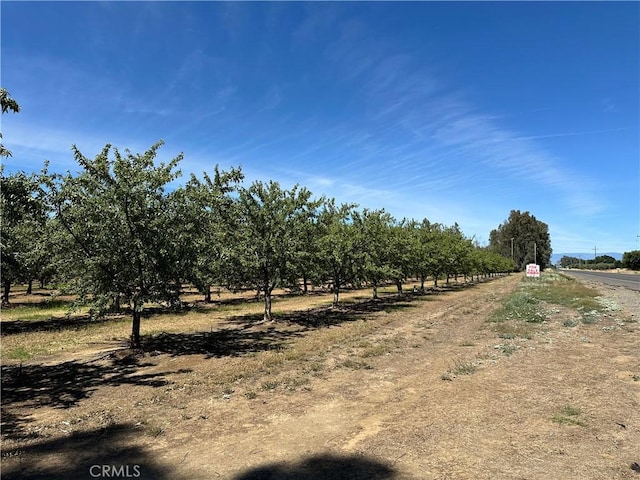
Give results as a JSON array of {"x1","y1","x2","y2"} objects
[{"x1": 2, "y1": 2, "x2": 638, "y2": 254}]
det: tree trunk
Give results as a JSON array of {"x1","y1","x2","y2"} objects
[
  {"x1": 130, "y1": 308, "x2": 142, "y2": 348},
  {"x1": 2, "y1": 280, "x2": 10, "y2": 305},
  {"x1": 26, "y1": 280, "x2": 33, "y2": 295},
  {"x1": 372, "y1": 281, "x2": 378, "y2": 299},
  {"x1": 204, "y1": 285, "x2": 212, "y2": 303},
  {"x1": 302, "y1": 272, "x2": 308, "y2": 295},
  {"x1": 112, "y1": 293, "x2": 121, "y2": 312},
  {"x1": 420, "y1": 276, "x2": 425, "y2": 292},
  {"x1": 39, "y1": 278, "x2": 45, "y2": 289},
  {"x1": 433, "y1": 274, "x2": 438, "y2": 288},
  {"x1": 263, "y1": 288, "x2": 273, "y2": 322},
  {"x1": 396, "y1": 280, "x2": 403, "y2": 293},
  {"x1": 331, "y1": 278, "x2": 339, "y2": 305}
]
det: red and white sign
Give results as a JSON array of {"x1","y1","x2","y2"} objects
[{"x1": 526, "y1": 263, "x2": 540, "y2": 278}]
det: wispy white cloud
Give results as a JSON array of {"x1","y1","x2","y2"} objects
[{"x1": 516, "y1": 127, "x2": 631, "y2": 141}]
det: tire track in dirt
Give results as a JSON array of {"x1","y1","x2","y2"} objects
[{"x1": 326, "y1": 276, "x2": 520, "y2": 454}]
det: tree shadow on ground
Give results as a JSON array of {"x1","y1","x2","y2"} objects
[
  {"x1": 0, "y1": 312, "x2": 128, "y2": 336},
  {"x1": 1, "y1": 355, "x2": 191, "y2": 439},
  {"x1": 1, "y1": 298, "x2": 74, "y2": 309},
  {"x1": 2, "y1": 304, "x2": 191, "y2": 336},
  {"x1": 141, "y1": 294, "x2": 419, "y2": 358},
  {"x1": 187, "y1": 288, "x2": 331, "y2": 312},
  {"x1": 141, "y1": 327, "x2": 306, "y2": 358},
  {"x1": 232, "y1": 453, "x2": 399, "y2": 480},
  {"x1": 1, "y1": 423, "x2": 171, "y2": 480},
  {"x1": 227, "y1": 294, "x2": 418, "y2": 329}
]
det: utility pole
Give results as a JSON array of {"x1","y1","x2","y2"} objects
[
  {"x1": 594, "y1": 246, "x2": 597, "y2": 260},
  {"x1": 534, "y1": 242, "x2": 537, "y2": 264}
]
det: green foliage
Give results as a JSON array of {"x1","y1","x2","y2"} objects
[
  {"x1": 561, "y1": 254, "x2": 621, "y2": 270},
  {"x1": 528, "y1": 273, "x2": 603, "y2": 313},
  {"x1": 552, "y1": 406, "x2": 586, "y2": 427},
  {"x1": 489, "y1": 291, "x2": 547, "y2": 324},
  {"x1": 234, "y1": 181, "x2": 320, "y2": 321},
  {"x1": 45, "y1": 141, "x2": 185, "y2": 346},
  {"x1": 314, "y1": 200, "x2": 363, "y2": 304},
  {"x1": 622, "y1": 250, "x2": 640, "y2": 270},
  {"x1": 0, "y1": 87, "x2": 21, "y2": 158},
  {"x1": 559, "y1": 255, "x2": 581, "y2": 268},
  {"x1": 0, "y1": 167, "x2": 50, "y2": 304},
  {"x1": 174, "y1": 166, "x2": 244, "y2": 302},
  {"x1": 489, "y1": 210, "x2": 552, "y2": 270},
  {"x1": 354, "y1": 209, "x2": 398, "y2": 298}
]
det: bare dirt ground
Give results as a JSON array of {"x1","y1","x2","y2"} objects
[{"x1": 2, "y1": 274, "x2": 639, "y2": 480}]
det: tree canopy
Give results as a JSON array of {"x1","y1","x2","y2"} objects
[
  {"x1": 489, "y1": 210, "x2": 552, "y2": 270},
  {"x1": 234, "y1": 181, "x2": 319, "y2": 321},
  {"x1": 622, "y1": 250, "x2": 640, "y2": 270},
  {"x1": 45, "y1": 141, "x2": 186, "y2": 346},
  {"x1": 0, "y1": 88, "x2": 21, "y2": 158},
  {"x1": 0, "y1": 168, "x2": 48, "y2": 304}
]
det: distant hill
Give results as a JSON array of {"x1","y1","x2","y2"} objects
[{"x1": 551, "y1": 252, "x2": 623, "y2": 265}]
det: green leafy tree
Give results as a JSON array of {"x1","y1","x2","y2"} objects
[
  {"x1": 407, "y1": 219, "x2": 449, "y2": 290},
  {"x1": 46, "y1": 141, "x2": 184, "y2": 347},
  {"x1": 489, "y1": 210, "x2": 552, "y2": 270},
  {"x1": 0, "y1": 168, "x2": 49, "y2": 304},
  {"x1": 315, "y1": 200, "x2": 363, "y2": 304},
  {"x1": 1, "y1": 88, "x2": 20, "y2": 158},
  {"x1": 423, "y1": 224, "x2": 449, "y2": 288},
  {"x1": 355, "y1": 209, "x2": 396, "y2": 299},
  {"x1": 559, "y1": 256, "x2": 581, "y2": 268},
  {"x1": 174, "y1": 166, "x2": 243, "y2": 302},
  {"x1": 622, "y1": 250, "x2": 640, "y2": 270},
  {"x1": 441, "y1": 224, "x2": 472, "y2": 284},
  {"x1": 472, "y1": 247, "x2": 514, "y2": 280},
  {"x1": 234, "y1": 181, "x2": 318, "y2": 322},
  {"x1": 289, "y1": 204, "x2": 324, "y2": 295},
  {"x1": 593, "y1": 255, "x2": 616, "y2": 265},
  {"x1": 388, "y1": 219, "x2": 414, "y2": 293}
]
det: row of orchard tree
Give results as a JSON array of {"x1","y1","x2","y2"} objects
[{"x1": 1, "y1": 142, "x2": 516, "y2": 346}]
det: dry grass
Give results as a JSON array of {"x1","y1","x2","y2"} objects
[{"x1": 0, "y1": 283, "x2": 405, "y2": 363}]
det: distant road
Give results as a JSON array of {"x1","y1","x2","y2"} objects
[{"x1": 561, "y1": 269, "x2": 640, "y2": 292}]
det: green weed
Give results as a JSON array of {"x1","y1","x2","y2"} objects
[
  {"x1": 340, "y1": 359, "x2": 373, "y2": 370},
  {"x1": 261, "y1": 380, "x2": 279, "y2": 391},
  {"x1": 360, "y1": 344, "x2": 388, "y2": 358},
  {"x1": 552, "y1": 405, "x2": 586, "y2": 427},
  {"x1": 3, "y1": 347, "x2": 34, "y2": 361}
]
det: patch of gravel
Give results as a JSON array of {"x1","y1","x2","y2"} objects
[{"x1": 579, "y1": 279, "x2": 639, "y2": 321}]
